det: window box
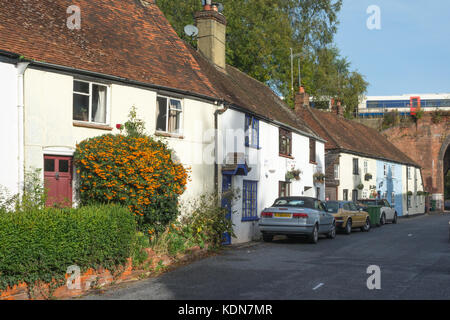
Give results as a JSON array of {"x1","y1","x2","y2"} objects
[
  {"x1": 156, "y1": 96, "x2": 183, "y2": 135},
  {"x1": 364, "y1": 173, "x2": 372, "y2": 181}
]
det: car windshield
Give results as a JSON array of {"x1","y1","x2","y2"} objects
[
  {"x1": 273, "y1": 198, "x2": 314, "y2": 209},
  {"x1": 325, "y1": 201, "x2": 339, "y2": 213},
  {"x1": 359, "y1": 199, "x2": 377, "y2": 206}
]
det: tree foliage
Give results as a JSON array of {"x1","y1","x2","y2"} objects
[{"x1": 156, "y1": 0, "x2": 368, "y2": 117}]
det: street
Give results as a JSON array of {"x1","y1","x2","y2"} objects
[{"x1": 83, "y1": 213, "x2": 450, "y2": 300}]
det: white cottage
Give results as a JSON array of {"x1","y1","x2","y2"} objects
[
  {"x1": 191, "y1": 5, "x2": 326, "y2": 243},
  {"x1": 0, "y1": 54, "x2": 23, "y2": 197},
  {"x1": 296, "y1": 93, "x2": 425, "y2": 216},
  {"x1": 0, "y1": 0, "x2": 220, "y2": 206}
]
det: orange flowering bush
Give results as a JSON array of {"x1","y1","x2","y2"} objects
[{"x1": 74, "y1": 133, "x2": 189, "y2": 234}]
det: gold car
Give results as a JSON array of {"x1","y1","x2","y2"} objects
[{"x1": 325, "y1": 201, "x2": 371, "y2": 234}]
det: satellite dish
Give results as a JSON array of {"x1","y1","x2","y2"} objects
[{"x1": 184, "y1": 25, "x2": 199, "y2": 37}]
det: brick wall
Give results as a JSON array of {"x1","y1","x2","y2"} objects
[{"x1": 382, "y1": 114, "x2": 450, "y2": 209}]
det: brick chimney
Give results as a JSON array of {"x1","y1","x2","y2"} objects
[
  {"x1": 332, "y1": 100, "x2": 344, "y2": 116},
  {"x1": 294, "y1": 86, "x2": 310, "y2": 113},
  {"x1": 195, "y1": 1, "x2": 227, "y2": 69}
]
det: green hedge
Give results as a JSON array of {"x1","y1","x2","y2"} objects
[{"x1": 0, "y1": 205, "x2": 136, "y2": 291}]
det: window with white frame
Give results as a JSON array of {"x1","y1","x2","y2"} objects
[
  {"x1": 383, "y1": 163, "x2": 387, "y2": 177},
  {"x1": 391, "y1": 192, "x2": 395, "y2": 205},
  {"x1": 156, "y1": 96, "x2": 183, "y2": 134},
  {"x1": 392, "y1": 165, "x2": 395, "y2": 178},
  {"x1": 407, "y1": 167, "x2": 411, "y2": 180},
  {"x1": 73, "y1": 80, "x2": 108, "y2": 124},
  {"x1": 364, "y1": 160, "x2": 368, "y2": 174},
  {"x1": 334, "y1": 164, "x2": 339, "y2": 180},
  {"x1": 362, "y1": 190, "x2": 368, "y2": 199}
]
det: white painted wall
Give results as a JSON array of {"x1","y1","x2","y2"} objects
[
  {"x1": 218, "y1": 109, "x2": 325, "y2": 243},
  {"x1": 336, "y1": 153, "x2": 377, "y2": 201},
  {"x1": 23, "y1": 68, "x2": 216, "y2": 206},
  {"x1": 402, "y1": 165, "x2": 425, "y2": 216},
  {"x1": 0, "y1": 61, "x2": 19, "y2": 196}
]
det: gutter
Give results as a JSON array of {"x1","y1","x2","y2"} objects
[
  {"x1": 214, "y1": 104, "x2": 229, "y2": 196},
  {"x1": 16, "y1": 61, "x2": 30, "y2": 194},
  {"x1": 0, "y1": 50, "x2": 220, "y2": 105}
]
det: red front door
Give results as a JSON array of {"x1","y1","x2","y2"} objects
[{"x1": 44, "y1": 155, "x2": 73, "y2": 207}]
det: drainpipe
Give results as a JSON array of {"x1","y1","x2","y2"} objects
[
  {"x1": 17, "y1": 62, "x2": 30, "y2": 194},
  {"x1": 214, "y1": 103, "x2": 228, "y2": 196}
]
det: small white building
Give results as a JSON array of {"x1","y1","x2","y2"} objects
[
  {"x1": 191, "y1": 5, "x2": 325, "y2": 243},
  {"x1": 0, "y1": 0, "x2": 220, "y2": 207},
  {"x1": 297, "y1": 93, "x2": 425, "y2": 216},
  {"x1": 0, "y1": 56, "x2": 21, "y2": 197}
]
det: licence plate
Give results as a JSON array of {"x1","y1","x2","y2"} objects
[{"x1": 274, "y1": 213, "x2": 291, "y2": 218}]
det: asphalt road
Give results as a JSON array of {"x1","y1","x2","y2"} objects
[{"x1": 83, "y1": 213, "x2": 450, "y2": 300}]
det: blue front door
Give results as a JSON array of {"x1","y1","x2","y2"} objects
[{"x1": 222, "y1": 174, "x2": 232, "y2": 245}]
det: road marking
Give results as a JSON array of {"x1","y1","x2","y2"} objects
[{"x1": 313, "y1": 283, "x2": 324, "y2": 290}]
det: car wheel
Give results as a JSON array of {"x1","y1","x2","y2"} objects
[
  {"x1": 361, "y1": 217, "x2": 371, "y2": 232},
  {"x1": 393, "y1": 212, "x2": 398, "y2": 224},
  {"x1": 262, "y1": 234, "x2": 273, "y2": 242},
  {"x1": 309, "y1": 224, "x2": 319, "y2": 244},
  {"x1": 380, "y1": 213, "x2": 386, "y2": 225},
  {"x1": 327, "y1": 223, "x2": 336, "y2": 239},
  {"x1": 345, "y1": 219, "x2": 352, "y2": 235}
]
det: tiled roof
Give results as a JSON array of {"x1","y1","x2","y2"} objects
[
  {"x1": 0, "y1": 0, "x2": 217, "y2": 98},
  {"x1": 301, "y1": 107, "x2": 421, "y2": 167},
  {"x1": 189, "y1": 48, "x2": 322, "y2": 139}
]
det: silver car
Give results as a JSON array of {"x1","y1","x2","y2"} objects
[{"x1": 259, "y1": 197, "x2": 336, "y2": 244}]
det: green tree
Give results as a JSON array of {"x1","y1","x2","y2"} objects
[{"x1": 156, "y1": 0, "x2": 367, "y2": 116}]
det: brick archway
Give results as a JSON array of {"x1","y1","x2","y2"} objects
[{"x1": 438, "y1": 135, "x2": 450, "y2": 202}]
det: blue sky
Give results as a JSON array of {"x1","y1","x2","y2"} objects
[{"x1": 335, "y1": 0, "x2": 450, "y2": 96}]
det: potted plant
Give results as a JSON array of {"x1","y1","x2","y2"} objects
[
  {"x1": 357, "y1": 183, "x2": 364, "y2": 190},
  {"x1": 285, "y1": 171, "x2": 295, "y2": 182},
  {"x1": 286, "y1": 169, "x2": 302, "y2": 182},
  {"x1": 407, "y1": 191, "x2": 413, "y2": 196},
  {"x1": 313, "y1": 172, "x2": 325, "y2": 184},
  {"x1": 364, "y1": 173, "x2": 372, "y2": 181}
]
